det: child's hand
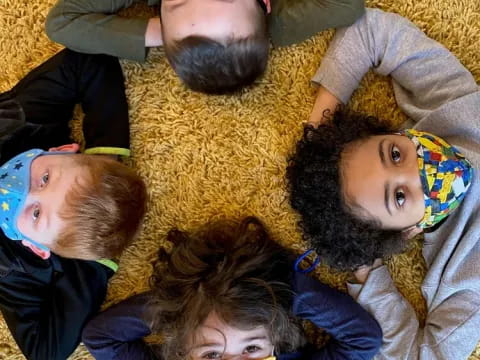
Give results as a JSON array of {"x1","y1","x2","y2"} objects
[
  {"x1": 353, "y1": 258, "x2": 383, "y2": 284},
  {"x1": 145, "y1": 18, "x2": 163, "y2": 47}
]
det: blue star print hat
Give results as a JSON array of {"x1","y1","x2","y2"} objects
[{"x1": 0, "y1": 149, "x2": 49, "y2": 250}]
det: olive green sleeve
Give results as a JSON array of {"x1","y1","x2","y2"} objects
[
  {"x1": 45, "y1": 0, "x2": 156, "y2": 62},
  {"x1": 268, "y1": 0, "x2": 365, "y2": 47}
]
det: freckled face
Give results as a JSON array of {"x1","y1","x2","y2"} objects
[
  {"x1": 161, "y1": 0, "x2": 261, "y2": 44},
  {"x1": 341, "y1": 134, "x2": 425, "y2": 230}
]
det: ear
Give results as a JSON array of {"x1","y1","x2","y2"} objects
[
  {"x1": 263, "y1": 0, "x2": 271, "y2": 13},
  {"x1": 48, "y1": 143, "x2": 80, "y2": 153},
  {"x1": 21, "y1": 240, "x2": 51, "y2": 260},
  {"x1": 402, "y1": 225, "x2": 423, "y2": 240}
]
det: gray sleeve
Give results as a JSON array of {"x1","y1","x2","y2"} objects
[
  {"x1": 45, "y1": 0, "x2": 150, "y2": 62},
  {"x1": 312, "y1": 8, "x2": 479, "y2": 122},
  {"x1": 347, "y1": 266, "x2": 480, "y2": 359}
]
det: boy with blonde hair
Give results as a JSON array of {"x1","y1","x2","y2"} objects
[{"x1": 0, "y1": 49, "x2": 146, "y2": 360}]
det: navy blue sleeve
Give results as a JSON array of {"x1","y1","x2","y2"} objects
[
  {"x1": 82, "y1": 292, "x2": 158, "y2": 360},
  {"x1": 289, "y1": 272, "x2": 382, "y2": 360}
]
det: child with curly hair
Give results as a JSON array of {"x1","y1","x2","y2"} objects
[
  {"x1": 287, "y1": 8, "x2": 480, "y2": 359},
  {"x1": 82, "y1": 217, "x2": 382, "y2": 359}
]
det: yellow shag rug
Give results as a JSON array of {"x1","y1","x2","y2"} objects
[{"x1": 0, "y1": 0, "x2": 479, "y2": 358}]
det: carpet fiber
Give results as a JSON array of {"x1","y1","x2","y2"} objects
[{"x1": 0, "y1": 0, "x2": 479, "y2": 358}]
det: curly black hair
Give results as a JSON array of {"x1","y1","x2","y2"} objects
[{"x1": 287, "y1": 109, "x2": 409, "y2": 271}]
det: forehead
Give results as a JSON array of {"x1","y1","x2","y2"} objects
[
  {"x1": 161, "y1": 0, "x2": 259, "y2": 41},
  {"x1": 341, "y1": 136, "x2": 387, "y2": 209},
  {"x1": 31, "y1": 154, "x2": 85, "y2": 191},
  {"x1": 194, "y1": 312, "x2": 269, "y2": 344},
  {"x1": 31, "y1": 153, "x2": 77, "y2": 168}
]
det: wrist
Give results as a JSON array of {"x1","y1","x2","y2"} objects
[{"x1": 145, "y1": 17, "x2": 163, "y2": 47}]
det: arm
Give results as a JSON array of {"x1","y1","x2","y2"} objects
[
  {"x1": 74, "y1": 50, "x2": 131, "y2": 156},
  {"x1": 0, "y1": 241, "x2": 112, "y2": 360},
  {"x1": 269, "y1": 0, "x2": 365, "y2": 47},
  {"x1": 82, "y1": 292, "x2": 158, "y2": 360},
  {"x1": 312, "y1": 8, "x2": 479, "y2": 122},
  {"x1": 10, "y1": 49, "x2": 131, "y2": 157},
  {"x1": 45, "y1": 0, "x2": 162, "y2": 61},
  {"x1": 290, "y1": 271, "x2": 382, "y2": 360},
  {"x1": 348, "y1": 266, "x2": 480, "y2": 359},
  {"x1": 308, "y1": 86, "x2": 341, "y2": 126}
]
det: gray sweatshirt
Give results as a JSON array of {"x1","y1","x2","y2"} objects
[{"x1": 312, "y1": 9, "x2": 480, "y2": 360}]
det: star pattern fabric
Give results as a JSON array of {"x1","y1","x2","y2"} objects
[{"x1": 0, "y1": 149, "x2": 45, "y2": 243}]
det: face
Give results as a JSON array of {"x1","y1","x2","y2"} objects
[
  {"x1": 188, "y1": 312, "x2": 274, "y2": 360},
  {"x1": 341, "y1": 134, "x2": 425, "y2": 230},
  {"x1": 161, "y1": 0, "x2": 261, "y2": 44},
  {"x1": 16, "y1": 154, "x2": 84, "y2": 249}
]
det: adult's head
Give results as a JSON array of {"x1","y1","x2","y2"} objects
[
  {"x1": 148, "y1": 217, "x2": 305, "y2": 359},
  {"x1": 160, "y1": 0, "x2": 270, "y2": 94},
  {"x1": 287, "y1": 110, "x2": 472, "y2": 270}
]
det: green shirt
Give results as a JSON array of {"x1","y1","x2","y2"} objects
[{"x1": 45, "y1": 0, "x2": 365, "y2": 62}]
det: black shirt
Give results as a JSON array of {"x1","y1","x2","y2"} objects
[{"x1": 0, "y1": 49, "x2": 130, "y2": 360}]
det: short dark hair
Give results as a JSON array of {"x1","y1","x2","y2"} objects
[
  {"x1": 147, "y1": 217, "x2": 305, "y2": 359},
  {"x1": 287, "y1": 109, "x2": 409, "y2": 271},
  {"x1": 163, "y1": 20, "x2": 269, "y2": 94}
]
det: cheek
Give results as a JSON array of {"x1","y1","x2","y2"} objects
[
  {"x1": 411, "y1": 188, "x2": 426, "y2": 220},
  {"x1": 15, "y1": 210, "x2": 31, "y2": 237}
]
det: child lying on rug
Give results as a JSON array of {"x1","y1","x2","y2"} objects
[
  {"x1": 0, "y1": 49, "x2": 147, "y2": 360},
  {"x1": 82, "y1": 217, "x2": 382, "y2": 360},
  {"x1": 288, "y1": 8, "x2": 480, "y2": 359},
  {"x1": 45, "y1": 0, "x2": 365, "y2": 94}
]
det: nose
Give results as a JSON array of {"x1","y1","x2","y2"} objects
[{"x1": 390, "y1": 154, "x2": 422, "y2": 190}]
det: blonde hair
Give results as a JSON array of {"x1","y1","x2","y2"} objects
[{"x1": 53, "y1": 155, "x2": 147, "y2": 260}]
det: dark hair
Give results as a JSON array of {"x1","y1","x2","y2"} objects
[
  {"x1": 287, "y1": 109, "x2": 409, "y2": 271},
  {"x1": 163, "y1": 19, "x2": 269, "y2": 94},
  {"x1": 148, "y1": 217, "x2": 305, "y2": 359}
]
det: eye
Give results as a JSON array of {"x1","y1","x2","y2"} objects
[
  {"x1": 395, "y1": 189, "x2": 406, "y2": 207},
  {"x1": 202, "y1": 352, "x2": 222, "y2": 359},
  {"x1": 391, "y1": 145, "x2": 401, "y2": 163},
  {"x1": 32, "y1": 205, "x2": 40, "y2": 221},
  {"x1": 40, "y1": 172, "x2": 49, "y2": 187},
  {"x1": 244, "y1": 345, "x2": 262, "y2": 354}
]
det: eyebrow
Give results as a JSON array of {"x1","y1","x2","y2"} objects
[
  {"x1": 168, "y1": 0, "x2": 234, "y2": 11},
  {"x1": 44, "y1": 166, "x2": 61, "y2": 230},
  {"x1": 379, "y1": 139, "x2": 393, "y2": 216},
  {"x1": 165, "y1": 0, "x2": 187, "y2": 12},
  {"x1": 192, "y1": 336, "x2": 268, "y2": 350},
  {"x1": 379, "y1": 139, "x2": 386, "y2": 165}
]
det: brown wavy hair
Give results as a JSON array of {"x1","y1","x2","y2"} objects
[{"x1": 148, "y1": 217, "x2": 306, "y2": 359}]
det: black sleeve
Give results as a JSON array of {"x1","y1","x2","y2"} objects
[
  {"x1": 5, "y1": 49, "x2": 130, "y2": 156},
  {"x1": 0, "y1": 238, "x2": 112, "y2": 360},
  {"x1": 289, "y1": 272, "x2": 382, "y2": 360},
  {"x1": 82, "y1": 292, "x2": 158, "y2": 360}
]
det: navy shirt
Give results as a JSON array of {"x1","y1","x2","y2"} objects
[{"x1": 83, "y1": 271, "x2": 382, "y2": 360}]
